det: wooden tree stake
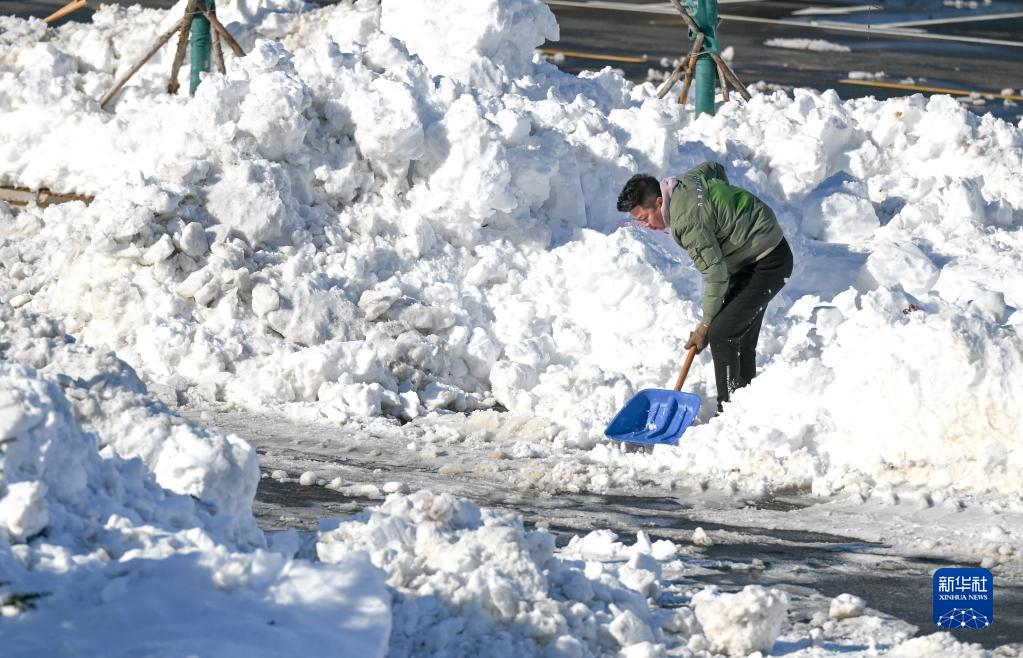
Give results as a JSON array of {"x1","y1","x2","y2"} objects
[
  {"x1": 710, "y1": 53, "x2": 751, "y2": 100},
  {"x1": 167, "y1": 0, "x2": 199, "y2": 94},
  {"x1": 212, "y1": 29, "x2": 226, "y2": 74},
  {"x1": 97, "y1": 0, "x2": 244, "y2": 109},
  {"x1": 678, "y1": 32, "x2": 704, "y2": 106},
  {"x1": 667, "y1": 0, "x2": 751, "y2": 103},
  {"x1": 716, "y1": 59, "x2": 730, "y2": 102},
  {"x1": 100, "y1": 16, "x2": 188, "y2": 108},
  {"x1": 656, "y1": 59, "x2": 687, "y2": 100},
  {"x1": 44, "y1": 0, "x2": 88, "y2": 25},
  {"x1": 199, "y1": 5, "x2": 246, "y2": 57}
]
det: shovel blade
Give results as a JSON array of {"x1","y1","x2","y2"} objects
[{"x1": 604, "y1": 388, "x2": 702, "y2": 446}]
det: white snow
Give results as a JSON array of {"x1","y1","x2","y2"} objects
[
  {"x1": 0, "y1": 302, "x2": 391, "y2": 656},
  {"x1": 848, "y1": 70, "x2": 887, "y2": 81},
  {"x1": 1, "y1": 0, "x2": 1022, "y2": 654},
  {"x1": 829, "y1": 593, "x2": 867, "y2": 620},
  {"x1": 765, "y1": 38, "x2": 852, "y2": 53},
  {"x1": 4, "y1": 0, "x2": 1022, "y2": 510},
  {"x1": 692, "y1": 585, "x2": 789, "y2": 656},
  {"x1": 0, "y1": 310, "x2": 1002, "y2": 656},
  {"x1": 3, "y1": 0, "x2": 1020, "y2": 514}
]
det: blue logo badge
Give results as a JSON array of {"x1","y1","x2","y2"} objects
[{"x1": 933, "y1": 567, "x2": 993, "y2": 629}]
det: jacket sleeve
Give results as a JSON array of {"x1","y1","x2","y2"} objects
[{"x1": 680, "y1": 209, "x2": 729, "y2": 323}]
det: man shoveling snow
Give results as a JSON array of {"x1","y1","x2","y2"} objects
[{"x1": 617, "y1": 162, "x2": 793, "y2": 412}]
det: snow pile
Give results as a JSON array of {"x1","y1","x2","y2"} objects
[
  {"x1": 0, "y1": 303, "x2": 997, "y2": 658},
  {"x1": 319, "y1": 490, "x2": 617, "y2": 656},
  {"x1": 0, "y1": 0, "x2": 657, "y2": 423},
  {"x1": 317, "y1": 489, "x2": 767, "y2": 656},
  {"x1": 1, "y1": 0, "x2": 1022, "y2": 504},
  {"x1": 380, "y1": 0, "x2": 558, "y2": 89},
  {"x1": 316, "y1": 491, "x2": 998, "y2": 658},
  {"x1": 0, "y1": 302, "x2": 261, "y2": 545},
  {"x1": 0, "y1": 302, "x2": 390, "y2": 655},
  {"x1": 875, "y1": 633, "x2": 991, "y2": 658}
]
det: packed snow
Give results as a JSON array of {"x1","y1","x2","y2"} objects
[
  {"x1": 764, "y1": 38, "x2": 852, "y2": 53},
  {"x1": 1, "y1": 0, "x2": 1022, "y2": 654}
]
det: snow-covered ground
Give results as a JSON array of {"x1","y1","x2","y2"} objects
[{"x1": 1, "y1": 0, "x2": 1022, "y2": 654}]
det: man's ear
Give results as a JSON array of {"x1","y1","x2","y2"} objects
[{"x1": 656, "y1": 196, "x2": 664, "y2": 208}]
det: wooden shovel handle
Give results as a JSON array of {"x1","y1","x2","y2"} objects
[{"x1": 673, "y1": 345, "x2": 698, "y2": 392}]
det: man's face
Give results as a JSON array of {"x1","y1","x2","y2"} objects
[{"x1": 629, "y1": 197, "x2": 666, "y2": 230}]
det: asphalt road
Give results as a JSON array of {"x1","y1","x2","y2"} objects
[
  {"x1": 542, "y1": 0, "x2": 1023, "y2": 121},
  {"x1": 192, "y1": 408, "x2": 1023, "y2": 651}
]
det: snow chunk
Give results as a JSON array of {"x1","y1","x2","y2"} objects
[
  {"x1": 829, "y1": 593, "x2": 866, "y2": 619},
  {"x1": 801, "y1": 173, "x2": 879, "y2": 243},
  {"x1": 765, "y1": 38, "x2": 851, "y2": 52},
  {"x1": 692, "y1": 527, "x2": 713, "y2": 547},
  {"x1": 608, "y1": 608, "x2": 655, "y2": 647},
  {"x1": 205, "y1": 159, "x2": 297, "y2": 249},
  {"x1": 0, "y1": 481, "x2": 48, "y2": 543},
  {"x1": 691, "y1": 585, "x2": 788, "y2": 656},
  {"x1": 856, "y1": 240, "x2": 939, "y2": 296}
]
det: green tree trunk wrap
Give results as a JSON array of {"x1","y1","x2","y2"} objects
[
  {"x1": 189, "y1": 0, "x2": 214, "y2": 95},
  {"x1": 689, "y1": 0, "x2": 719, "y2": 117}
]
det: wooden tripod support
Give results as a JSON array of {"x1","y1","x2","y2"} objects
[
  {"x1": 99, "y1": 1, "x2": 246, "y2": 109},
  {"x1": 656, "y1": 0, "x2": 752, "y2": 104}
]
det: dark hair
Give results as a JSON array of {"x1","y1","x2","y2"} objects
[{"x1": 616, "y1": 174, "x2": 660, "y2": 212}]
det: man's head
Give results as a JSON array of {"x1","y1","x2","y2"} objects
[{"x1": 616, "y1": 174, "x2": 665, "y2": 230}]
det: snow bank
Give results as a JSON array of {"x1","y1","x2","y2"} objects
[
  {"x1": 316, "y1": 491, "x2": 994, "y2": 658},
  {"x1": 381, "y1": 0, "x2": 558, "y2": 89},
  {"x1": 0, "y1": 302, "x2": 261, "y2": 545},
  {"x1": 0, "y1": 303, "x2": 994, "y2": 656},
  {"x1": 0, "y1": 301, "x2": 390, "y2": 655},
  {"x1": 1, "y1": 0, "x2": 1022, "y2": 507},
  {"x1": 317, "y1": 490, "x2": 777, "y2": 656}
]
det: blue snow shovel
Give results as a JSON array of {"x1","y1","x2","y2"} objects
[{"x1": 604, "y1": 346, "x2": 701, "y2": 446}]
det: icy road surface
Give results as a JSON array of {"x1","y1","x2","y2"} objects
[{"x1": 187, "y1": 407, "x2": 1023, "y2": 651}]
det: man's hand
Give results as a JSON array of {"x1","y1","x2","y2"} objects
[{"x1": 685, "y1": 322, "x2": 710, "y2": 354}]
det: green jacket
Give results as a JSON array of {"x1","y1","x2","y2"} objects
[{"x1": 667, "y1": 162, "x2": 784, "y2": 323}]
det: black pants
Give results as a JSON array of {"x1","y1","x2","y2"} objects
[{"x1": 708, "y1": 238, "x2": 793, "y2": 411}]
